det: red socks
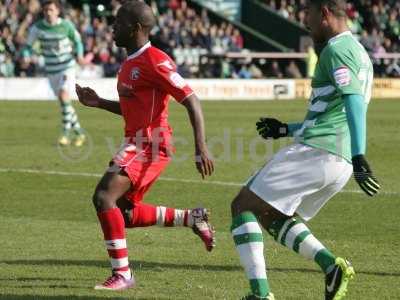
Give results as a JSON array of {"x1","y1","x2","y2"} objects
[
  {"x1": 97, "y1": 205, "x2": 193, "y2": 279},
  {"x1": 128, "y1": 202, "x2": 157, "y2": 227},
  {"x1": 126, "y1": 202, "x2": 193, "y2": 228},
  {"x1": 98, "y1": 208, "x2": 131, "y2": 279}
]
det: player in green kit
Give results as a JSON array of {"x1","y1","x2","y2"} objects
[
  {"x1": 230, "y1": 0, "x2": 380, "y2": 299},
  {"x1": 22, "y1": 0, "x2": 86, "y2": 146}
]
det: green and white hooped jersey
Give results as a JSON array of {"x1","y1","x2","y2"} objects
[
  {"x1": 24, "y1": 18, "x2": 83, "y2": 74},
  {"x1": 294, "y1": 31, "x2": 373, "y2": 162}
]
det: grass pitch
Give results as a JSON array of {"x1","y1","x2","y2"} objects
[{"x1": 0, "y1": 99, "x2": 399, "y2": 300}]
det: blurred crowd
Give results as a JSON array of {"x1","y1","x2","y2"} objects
[
  {"x1": 0, "y1": 0, "x2": 122, "y2": 77},
  {"x1": 1, "y1": 0, "x2": 399, "y2": 79},
  {"x1": 151, "y1": 0, "x2": 244, "y2": 78},
  {"x1": 264, "y1": 0, "x2": 400, "y2": 77},
  {"x1": 0, "y1": 0, "x2": 312, "y2": 79},
  {"x1": 0, "y1": 0, "x2": 246, "y2": 78}
]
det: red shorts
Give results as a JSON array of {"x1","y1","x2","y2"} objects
[{"x1": 111, "y1": 141, "x2": 171, "y2": 203}]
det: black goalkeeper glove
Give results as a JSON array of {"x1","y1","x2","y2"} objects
[
  {"x1": 352, "y1": 155, "x2": 380, "y2": 197},
  {"x1": 256, "y1": 118, "x2": 288, "y2": 140}
]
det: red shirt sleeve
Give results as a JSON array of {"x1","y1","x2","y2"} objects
[{"x1": 152, "y1": 57, "x2": 194, "y2": 102}]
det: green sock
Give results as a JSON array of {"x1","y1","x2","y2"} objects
[
  {"x1": 267, "y1": 217, "x2": 336, "y2": 274},
  {"x1": 231, "y1": 212, "x2": 270, "y2": 297},
  {"x1": 61, "y1": 101, "x2": 83, "y2": 135},
  {"x1": 70, "y1": 109, "x2": 82, "y2": 134},
  {"x1": 61, "y1": 101, "x2": 74, "y2": 134}
]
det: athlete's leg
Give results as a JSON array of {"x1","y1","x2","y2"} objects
[
  {"x1": 55, "y1": 68, "x2": 85, "y2": 146},
  {"x1": 233, "y1": 186, "x2": 338, "y2": 270},
  {"x1": 58, "y1": 86, "x2": 85, "y2": 146},
  {"x1": 233, "y1": 144, "x2": 355, "y2": 299},
  {"x1": 231, "y1": 186, "x2": 348, "y2": 299},
  {"x1": 93, "y1": 169, "x2": 135, "y2": 290},
  {"x1": 231, "y1": 187, "x2": 278, "y2": 299},
  {"x1": 48, "y1": 73, "x2": 70, "y2": 145},
  {"x1": 118, "y1": 198, "x2": 192, "y2": 227},
  {"x1": 257, "y1": 199, "x2": 355, "y2": 300},
  {"x1": 117, "y1": 195, "x2": 215, "y2": 252}
]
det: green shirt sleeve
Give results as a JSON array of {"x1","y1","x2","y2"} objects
[
  {"x1": 67, "y1": 21, "x2": 84, "y2": 58},
  {"x1": 288, "y1": 123, "x2": 303, "y2": 137},
  {"x1": 22, "y1": 24, "x2": 39, "y2": 57},
  {"x1": 344, "y1": 94, "x2": 367, "y2": 157},
  {"x1": 321, "y1": 47, "x2": 362, "y2": 96}
]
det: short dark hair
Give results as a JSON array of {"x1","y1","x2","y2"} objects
[
  {"x1": 120, "y1": 1, "x2": 156, "y2": 33},
  {"x1": 42, "y1": 0, "x2": 61, "y2": 9},
  {"x1": 309, "y1": 0, "x2": 347, "y2": 17}
]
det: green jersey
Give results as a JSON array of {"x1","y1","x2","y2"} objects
[
  {"x1": 294, "y1": 31, "x2": 373, "y2": 162},
  {"x1": 23, "y1": 18, "x2": 84, "y2": 74}
]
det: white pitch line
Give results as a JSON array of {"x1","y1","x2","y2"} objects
[
  {"x1": 0, "y1": 167, "x2": 398, "y2": 196},
  {"x1": 0, "y1": 168, "x2": 101, "y2": 178},
  {"x1": 0, "y1": 167, "x2": 242, "y2": 187}
]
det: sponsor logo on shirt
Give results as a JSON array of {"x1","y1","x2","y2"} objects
[
  {"x1": 130, "y1": 67, "x2": 140, "y2": 80},
  {"x1": 333, "y1": 66, "x2": 351, "y2": 87},
  {"x1": 117, "y1": 81, "x2": 134, "y2": 98},
  {"x1": 169, "y1": 72, "x2": 186, "y2": 88},
  {"x1": 157, "y1": 60, "x2": 174, "y2": 70}
]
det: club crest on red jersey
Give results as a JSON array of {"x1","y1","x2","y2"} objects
[{"x1": 130, "y1": 67, "x2": 140, "y2": 80}]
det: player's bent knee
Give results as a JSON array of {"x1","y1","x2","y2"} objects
[
  {"x1": 92, "y1": 190, "x2": 115, "y2": 211},
  {"x1": 58, "y1": 89, "x2": 69, "y2": 101},
  {"x1": 231, "y1": 187, "x2": 252, "y2": 217},
  {"x1": 265, "y1": 218, "x2": 284, "y2": 239},
  {"x1": 92, "y1": 191, "x2": 103, "y2": 211},
  {"x1": 230, "y1": 193, "x2": 242, "y2": 217},
  {"x1": 116, "y1": 198, "x2": 134, "y2": 226}
]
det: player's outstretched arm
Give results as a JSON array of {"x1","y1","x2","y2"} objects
[
  {"x1": 21, "y1": 25, "x2": 39, "y2": 58},
  {"x1": 344, "y1": 94, "x2": 380, "y2": 197},
  {"x1": 75, "y1": 84, "x2": 122, "y2": 115},
  {"x1": 181, "y1": 94, "x2": 214, "y2": 179},
  {"x1": 67, "y1": 22, "x2": 85, "y2": 65}
]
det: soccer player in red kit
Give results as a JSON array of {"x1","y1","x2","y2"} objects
[{"x1": 75, "y1": 1, "x2": 215, "y2": 291}]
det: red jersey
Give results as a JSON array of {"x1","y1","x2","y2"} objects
[{"x1": 117, "y1": 42, "x2": 194, "y2": 149}]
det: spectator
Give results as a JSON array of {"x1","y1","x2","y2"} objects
[
  {"x1": 266, "y1": 61, "x2": 283, "y2": 78},
  {"x1": 360, "y1": 30, "x2": 374, "y2": 53},
  {"x1": 103, "y1": 56, "x2": 120, "y2": 78},
  {"x1": 177, "y1": 61, "x2": 192, "y2": 78},
  {"x1": 306, "y1": 46, "x2": 318, "y2": 78},
  {"x1": 285, "y1": 60, "x2": 302, "y2": 78},
  {"x1": 232, "y1": 29, "x2": 244, "y2": 51},
  {"x1": 278, "y1": 0, "x2": 290, "y2": 19},
  {"x1": 297, "y1": 9, "x2": 306, "y2": 26},
  {"x1": 249, "y1": 63, "x2": 264, "y2": 79},
  {"x1": 371, "y1": 39, "x2": 384, "y2": 74},
  {"x1": 348, "y1": 11, "x2": 363, "y2": 36},
  {"x1": 386, "y1": 60, "x2": 400, "y2": 78},
  {"x1": 220, "y1": 59, "x2": 233, "y2": 79},
  {"x1": 238, "y1": 64, "x2": 252, "y2": 79},
  {"x1": 2, "y1": 0, "x2": 399, "y2": 79},
  {"x1": 15, "y1": 56, "x2": 36, "y2": 77},
  {"x1": 0, "y1": 0, "x2": 245, "y2": 78},
  {"x1": 168, "y1": 0, "x2": 181, "y2": 11},
  {"x1": 265, "y1": 0, "x2": 400, "y2": 63},
  {"x1": 387, "y1": 11, "x2": 400, "y2": 39},
  {"x1": 0, "y1": 53, "x2": 15, "y2": 77}
]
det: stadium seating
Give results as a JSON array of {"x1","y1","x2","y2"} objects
[
  {"x1": 0, "y1": 0, "x2": 399, "y2": 78},
  {"x1": 263, "y1": 0, "x2": 400, "y2": 77},
  {"x1": 0, "y1": 0, "x2": 244, "y2": 78}
]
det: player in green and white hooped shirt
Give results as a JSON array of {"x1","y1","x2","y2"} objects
[
  {"x1": 23, "y1": 0, "x2": 86, "y2": 146},
  {"x1": 231, "y1": 1, "x2": 380, "y2": 299}
]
